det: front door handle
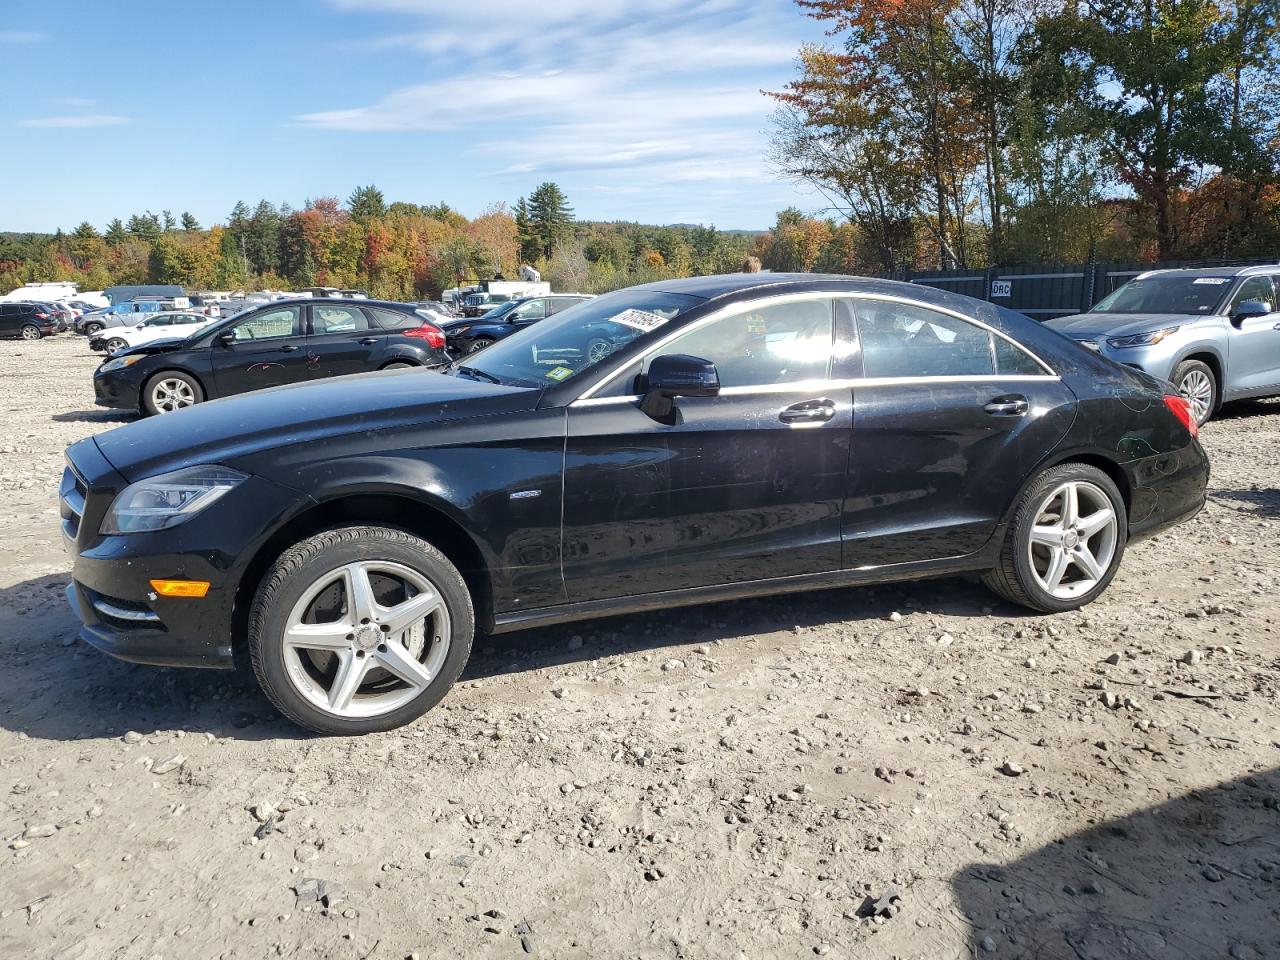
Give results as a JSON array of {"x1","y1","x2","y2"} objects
[
  {"x1": 279, "y1": 343, "x2": 299, "y2": 352},
  {"x1": 779, "y1": 398, "x2": 836, "y2": 424},
  {"x1": 359, "y1": 337, "x2": 379, "y2": 345},
  {"x1": 1272, "y1": 322, "x2": 1280, "y2": 331},
  {"x1": 984, "y1": 395, "x2": 1029, "y2": 417}
]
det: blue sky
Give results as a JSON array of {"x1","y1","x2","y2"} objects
[{"x1": 2, "y1": 0, "x2": 827, "y2": 233}]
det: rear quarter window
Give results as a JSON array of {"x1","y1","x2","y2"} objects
[{"x1": 371, "y1": 307, "x2": 421, "y2": 329}]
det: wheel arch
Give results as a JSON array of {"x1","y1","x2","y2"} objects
[
  {"x1": 230, "y1": 491, "x2": 495, "y2": 659},
  {"x1": 1171, "y1": 349, "x2": 1224, "y2": 409},
  {"x1": 140, "y1": 366, "x2": 209, "y2": 406},
  {"x1": 994, "y1": 447, "x2": 1133, "y2": 537}
]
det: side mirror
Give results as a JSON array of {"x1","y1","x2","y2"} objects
[
  {"x1": 640, "y1": 354, "x2": 720, "y2": 421},
  {"x1": 1231, "y1": 300, "x2": 1271, "y2": 324},
  {"x1": 217, "y1": 330, "x2": 236, "y2": 346}
]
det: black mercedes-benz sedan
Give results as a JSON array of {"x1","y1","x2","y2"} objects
[
  {"x1": 92, "y1": 297, "x2": 448, "y2": 415},
  {"x1": 61, "y1": 274, "x2": 1209, "y2": 734}
]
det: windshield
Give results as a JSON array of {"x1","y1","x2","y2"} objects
[
  {"x1": 1092, "y1": 276, "x2": 1232, "y2": 314},
  {"x1": 457, "y1": 289, "x2": 704, "y2": 388},
  {"x1": 477, "y1": 301, "x2": 518, "y2": 321}
]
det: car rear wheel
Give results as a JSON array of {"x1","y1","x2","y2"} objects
[
  {"x1": 983, "y1": 463, "x2": 1127, "y2": 613},
  {"x1": 1170, "y1": 359, "x2": 1216, "y2": 426},
  {"x1": 106, "y1": 337, "x2": 128, "y2": 354},
  {"x1": 468, "y1": 337, "x2": 495, "y2": 353},
  {"x1": 20, "y1": 324, "x2": 41, "y2": 340},
  {"x1": 143, "y1": 371, "x2": 203, "y2": 415},
  {"x1": 248, "y1": 526, "x2": 474, "y2": 735}
]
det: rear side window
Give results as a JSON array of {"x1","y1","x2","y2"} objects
[
  {"x1": 855, "y1": 301, "x2": 994, "y2": 378},
  {"x1": 373, "y1": 307, "x2": 421, "y2": 330},
  {"x1": 993, "y1": 336, "x2": 1046, "y2": 375}
]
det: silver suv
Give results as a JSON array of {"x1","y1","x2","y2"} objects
[{"x1": 1049, "y1": 265, "x2": 1280, "y2": 425}]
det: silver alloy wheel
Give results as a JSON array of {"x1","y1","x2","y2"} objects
[
  {"x1": 1027, "y1": 480, "x2": 1118, "y2": 600},
  {"x1": 107, "y1": 338, "x2": 128, "y2": 353},
  {"x1": 281, "y1": 560, "x2": 451, "y2": 719},
  {"x1": 20, "y1": 324, "x2": 39, "y2": 340},
  {"x1": 1178, "y1": 369, "x2": 1214, "y2": 424},
  {"x1": 468, "y1": 338, "x2": 493, "y2": 353},
  {"x1": 150, "y1": 377, "x2": 197, "y2": 413}
]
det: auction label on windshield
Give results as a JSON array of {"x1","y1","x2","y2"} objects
[
  {"x1": 610, "y1": 308, "x2": 668, "y2": 332},
  {"x1": 545, "y1": 366, "x2": 573, "y2": 381},
  {"x1": 1192, "y1": 278, "x2": 1228, "y2": 284}
]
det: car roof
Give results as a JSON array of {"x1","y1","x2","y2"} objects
[
  {"x1": 632, "y1": 271, "x2": 974, "y2": 304},
  {"x1": 1136, "y1": 265, "x2": 1280, "y2": 280}
]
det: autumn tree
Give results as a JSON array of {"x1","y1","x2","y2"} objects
[{"x1": 348, "y1": 184, "x2": 387, "y2": 222}]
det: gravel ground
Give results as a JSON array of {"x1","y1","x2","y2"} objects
[{"x1": 1, "y1": 335, "x2": 1278, "y2": 960}]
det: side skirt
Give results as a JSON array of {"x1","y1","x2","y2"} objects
[{"x1": 489, "y1": 551, "x2": 997, "y2": 635}]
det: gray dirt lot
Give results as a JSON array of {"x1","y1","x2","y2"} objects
[{"x1": 1, "y1": 335, "x2": 1278, "y2": 960}]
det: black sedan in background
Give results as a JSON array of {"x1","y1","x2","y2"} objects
[
  {"x1": 62, "y1": 274, "x2": 1208, "y2": 734},
  {"x1": 442, "y1": 294, "x2": 592, "y2": 354},
  {"x1": 93, "y1": 298, "x2": 449, "y2": 415}
]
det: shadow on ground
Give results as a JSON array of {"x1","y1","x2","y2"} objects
[
  {"x1": 1211, "y1": 487, "x2": 1280, "y2": 519},
  {"x1": 50, "y1": 409, "x2": 136, "y2": 425},
  {"x1": 952, "y1": 768, "x2": 1280, "y2": 959},
  {"x1": 0, "y1": 571, "x2": 1020, "y2": 741}
]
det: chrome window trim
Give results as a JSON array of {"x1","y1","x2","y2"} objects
[
  {"x1": 573, "y1": 290, "x2": 1058, "y2": 402},
  {"x1": 571, "y1": 375, "x2": 1061, "y2": 408}
]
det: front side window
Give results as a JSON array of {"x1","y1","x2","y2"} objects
[
  {"x1": 646, "y1": 298, "x2": 834, "y2": 387},
  {"x1": 233, "y1": 306, "x2": 300, "y2": 342},
  {"x1": 510, "y1": 299, "x2": 547, "y2": 321},
  {"x1": 856, "y1": 300, "x2": 995, "y2": 378},
  {"x1": 312, "y1": 304, "x2": 369, "y2": 335},
  {"x1": 1230, "y1": 276, "x2": 1276, "y2": 312}
]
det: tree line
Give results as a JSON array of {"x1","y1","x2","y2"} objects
[
  {"x1": 0, "y1": 183, "x2": 758, "y2": 300},
  {"x1": 770, "y1": 0, "x2": 1280, "y2": 270}
]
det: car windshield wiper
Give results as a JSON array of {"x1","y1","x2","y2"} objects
[{"x1": 455, "y1": 365, "x2": 503, "y2": 384}]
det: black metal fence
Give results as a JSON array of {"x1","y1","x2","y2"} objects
[{"x1": 894, "y1": 257, "x2": 1280, "y2": 320}]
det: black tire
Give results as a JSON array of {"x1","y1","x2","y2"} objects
[
  {"x1": 382, "y1": 361, "x2": 416, "y2": 370},
  {"x1": 142, "y1": 370, "x2": 204, "y2": 416},
  {"x1": 106, "y1": 337, "x2": 129, "y2": 354},
  {"x1": 983, "y1": 462, "x2": 1127, "y2": 614},
  {"x1": 20, "y1": 323, "x2": 41, "y2": 341},
  {"x1": 84, "y1": 321, "x2": 104, "y2": 335},
  {"x1": 1170, "y1": 359, "x2": 1217, "y2": 426},
  {"x1": 248, "y1": 526, "x2": 474, "y2": 735},
  {"x1": 468, "y1": 337, "x2": 495, "y2": 353}
]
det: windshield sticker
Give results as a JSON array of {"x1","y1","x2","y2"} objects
[
  {"x1": 610, "y1": 308, "x2": 669, "y2": 333},
  {"x1": 545, "y1": 366, "x2": 573, "y2": 381},
  {"x1": 1192, "y1": 278, "x2": 1229, "y2": 284}
]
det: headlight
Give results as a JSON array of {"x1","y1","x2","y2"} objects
[
  {"x1": 102, "y1": 465, "x2": 248, "y2": 534},
  {"x1": 100, "y1": 354, "x2": 144, "y2": 373},
  {"x1": 1106, "y1": 326, "x2": 1180, "y2": 348}
]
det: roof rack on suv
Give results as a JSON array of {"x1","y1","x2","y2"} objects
[{"x1": 1234, "y1": 263, "x2": 1280, "y2": 276}]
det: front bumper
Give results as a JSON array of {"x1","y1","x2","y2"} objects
[
  {"x1": 93, "y1": 368, "x2": 144, "y2": 409},
  {"x1": 1067, "y1": 337, "x2": 1177, "y2": 381},
  {"x1": 63, "y1": 442, "x2": 310, "y2": 669}
]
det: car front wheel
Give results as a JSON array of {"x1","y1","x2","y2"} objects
[
  {"x1": 468, "y1": 336, "x2": 495, "y2": 353},
  {"x1": 983, "y1": 463, "x2": 1127, "y2": 613},
  {"x1": 248, "y1": 526, "x2": 474, "y2": 735},
  {"x1": 1170, "y1": 359, "x2": 1216, "y2": 426},
  {"x1": 106, "y1": 337, "x2": 129, "y2": 353},
  {"x1": 143, "y1": 371, "x2": 204, "y2": 415},
  {"x1": 84, "y1": 322, "x2": 104, "y2": 335}
]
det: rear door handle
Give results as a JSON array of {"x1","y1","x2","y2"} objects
[
  {"x1": 984, "y1": 395, "x2": 1029, "y2": 417},
  {"x1": 359, "y1": 337, "x2": 379, "y2": 345},
  {"x1": 1272, "y1": 323, "x2": 1280, "y2": 331},
  {"x1": 279, "y1": 344, "x2": 299, "y2": 352},
  {"x1": 779, "y1": 398, "x2": 836, "y2": 424}
]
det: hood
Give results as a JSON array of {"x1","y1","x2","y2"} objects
[
  {"x1": 1046, "y1": 312, "x2": 1202, "y2": 338},
  {"x1": 92, "y1": 368, "x2": 538, "y2": 482}
]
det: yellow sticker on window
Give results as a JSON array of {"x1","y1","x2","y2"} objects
[{"x1": 545, "y1": 366, "x2": 573, "y2": 381}]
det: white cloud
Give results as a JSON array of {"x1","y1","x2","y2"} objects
[
  {"x1": 303, "y1": 0, "x2": 814, "y2": 221},
  {"x1": 0, "y1": 30, "x2": 47, "y2": 43},
  {"x1": 57, "y1": 97, "x2": 96, "y2": 108},
  {"x1": 19, "y1": 114, "x2": 130, "y2": 128}
]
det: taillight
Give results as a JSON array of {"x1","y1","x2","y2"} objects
[
  {"x1": 405, "y1": 323, "x2": 445, "y2": 349},
  {"x1": 1163, "y1": 394, "x2": 1198, "y2": 439},
  {"x1": 34, "y1": 311, "x2": 49, "y2": 319}
]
